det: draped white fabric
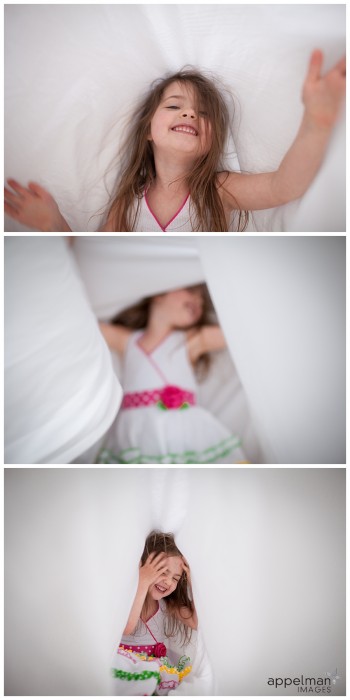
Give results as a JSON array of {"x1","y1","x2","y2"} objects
[
  {"x1": 199, "y1": 237, "x2": 346, "y2": 464},
  {"x1": 4, "y1": 237, "x2": 122, "y2": 464},
  {"x1": 5, "y1": 468, "x2": 346, "y2": 695},
  {"x1": 4, "y1": 236, "x2": 345, "y2": 464},
  {"x1": 4, "y1": 4, "x2": 345, "y2": 232}
]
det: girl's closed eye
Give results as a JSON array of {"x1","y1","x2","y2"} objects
[{"x1": 166, "y1": 105, "x2": 180, "y2": 110}]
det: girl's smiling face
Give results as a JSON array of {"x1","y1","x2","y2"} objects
[
  {"x1": 150, "y1": 555, "x2": 184, "y2": 600},
  {"x1": 149, "y1": 81, "x2": 212, "y2": 158}
]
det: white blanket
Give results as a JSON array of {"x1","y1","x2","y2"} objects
[{"x1": 4, "y1": 4, "x2": 345, "y2": 232}]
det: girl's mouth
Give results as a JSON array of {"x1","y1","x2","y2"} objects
[
  {"x1": 171, "y1": 125, "x2": 198, "y2": 137},
  {"x1": 155, "y1": 584, "x2": 168, "y2": 594}
]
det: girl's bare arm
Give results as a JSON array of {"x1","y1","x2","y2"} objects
[
  {"x1": 187, "y1": 325, "x2": 226, "y2": 364},
  {"x1": 219, "y1": 50, "x2": 345, "y2": 211},
  {"x1": 98, "y1": 322, "x2": 131, "y2": 356},
  {"x1": 124, "y1": 553, "x2": 168, "y2": 635}
]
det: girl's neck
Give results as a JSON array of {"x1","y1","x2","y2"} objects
[
  {"x1": 142, "y1": 595, "x2": 159, "y2": 621},
  {"x1": 139, "y1": 323, "x2": 172, "y2": 353},
  {"x1": 151, "y1": 153, "x2": 192, "y2": 197}
]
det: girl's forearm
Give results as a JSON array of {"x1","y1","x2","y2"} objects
[
  {"x1": 123, "y1": 582, "x2": 148, "y2": 635},
  {"x1": 272, "y1": 112, "x2": 333, "y2": 203}
]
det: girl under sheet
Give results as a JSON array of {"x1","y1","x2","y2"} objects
[
  {"x1": 97, "y1": 284, "x2": 246, "y2": 464},
  {"x1": 111, "y1": 531, "x2": 197, "y2": 696},
  {"x1": 4, "y1": 51, "x2": 345, "y2": 232}
]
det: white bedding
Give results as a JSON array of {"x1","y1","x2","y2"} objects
[{"x1": 4, "y1": 4, "x2": 345, "y2": 232}]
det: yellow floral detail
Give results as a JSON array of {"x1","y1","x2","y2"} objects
[{"x1": 179, "y1": 666, "x2": 192, "y2": 681}]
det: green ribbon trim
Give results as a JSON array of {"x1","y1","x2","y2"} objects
[
  {"x1": 177, "y1": 655, "x2": 191, "y2": 672},
  {"x1": 97, "y1": 434, "x2": 242, "y2": 465},
  {"x1": 112, "y1": 668, "x2": 161, "y2": 683}
]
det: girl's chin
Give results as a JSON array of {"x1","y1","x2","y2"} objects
[{"x1": 152, "y1": 584, "x2": 169, "y2": 598}]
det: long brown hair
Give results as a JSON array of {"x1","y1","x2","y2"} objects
[
  {"x1": 105, "y1": 69, "x2": 249, "y2": 232},
  {"x1": 111, "y1": 283, "x2": 216, "y2": 380},
  {"x1": 140, "y1": 530, "x2": 194, "y2": 646}
]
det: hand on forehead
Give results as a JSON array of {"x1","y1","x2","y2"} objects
[{"x1": 162, "y1": 554, "x2": 184, "y2": 576}]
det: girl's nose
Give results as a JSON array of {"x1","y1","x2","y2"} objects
[{"x1": 181, "y1": 110, "x2": 196, "y2": 119}]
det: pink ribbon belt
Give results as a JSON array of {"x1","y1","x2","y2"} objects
[{"x1": 121, "y1": 385, "x2": 196, "y2": 410}]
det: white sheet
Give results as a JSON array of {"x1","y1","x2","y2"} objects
[
  {"x1": 5, "y1": 468, "x2": 346, "y2": 695},
  {"x1": 4, "y1": 4, "x2": 345, "y2": 232},
  {"x1": 4, "y1": 237, "x2": 122, "y2": 464},
  {"x1": 199, "y1": 236, "x2": 346, "y2": 464}
]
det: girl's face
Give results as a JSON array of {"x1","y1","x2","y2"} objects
[
  {"x1": 149, "y1": 81, "x2": 212, "y2": 159},
  {"x1": 149, "y1": 555, "x2": 183, "y2": 600},
  {"x1": 154, "y1": 287, "x2": 204, "y2": 328}
]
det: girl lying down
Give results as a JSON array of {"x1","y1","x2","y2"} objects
[
  {"x1": 97, "y1": 284, "x2": 247, "y2": 464},
  {"x1": 4, "y1": 50, "x2": 345, "y2": 232},
  {"x1": 111, "y1": 531, "x2": 199, "y2": 696}
]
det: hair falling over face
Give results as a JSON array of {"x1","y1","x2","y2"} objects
[
  {"x1": 140, "y1": 530, "x2": 195, "y2": 646},
  {"x1": 111, "y1": 283, "x2": 216, "y2": 380},
  {"x1": 106, "y1": 69, "x2": 249, "y2": 232}
]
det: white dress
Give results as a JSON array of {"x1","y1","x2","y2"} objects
[
  {"x1": 134, "y1": 192, "x2": 194, "y2": 232},
  {"x1": 111, "y1": 600, "x2": 196, "y2": 695},
  {"x1": 98, "y1": 330, "x2": 245, "y2": 464}
]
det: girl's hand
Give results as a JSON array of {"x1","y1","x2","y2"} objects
[
  {"x1": 4, "y1": 179, "x2": 71, "y2": 231},
  {"x1": 139, "y1": 552, "x2": 168, "y2": 590},
  {"x1": 302, "y1": 50, "x2": 346, "y2": 129}
]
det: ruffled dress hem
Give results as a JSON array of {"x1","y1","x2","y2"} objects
[{"x1": 97, "y1": 434, "x2": 245, "y2": 464}]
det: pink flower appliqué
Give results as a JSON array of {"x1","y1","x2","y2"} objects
[
  {"x1": 159, "y1": 385, "x2": 188, "y2": 409},
  {"x1": 154, "y1": 642, "x2": 167, "y2": 658}
]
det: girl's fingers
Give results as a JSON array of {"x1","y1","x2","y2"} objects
[
  {"x1": 4, "y1": 187, "x2": 24, "y2": 205},
  {"x1": 334, "y1": 55, "x2": 346, "y2": 77},
  {"x1": 146, "y1": 552, "x2": 156, "y2": 563},
  {"x1": 4, "y1": 202, "x2": 20, "y2": 219},
  {"x1": 151, "y1": 552, "x2": 167, "y2": 565},
  {"x1": 306, "y1": 49, "x2": 323, "y2": 83},
  {"x1": 7, "y1": 180, "x2": 28, "y2": 198},
  {"x1": 28, "y1": 182, "x2": 48, "y2": 198},
  {"x1": 4, "y1": 202, "x2": 18, "y2": 217}
]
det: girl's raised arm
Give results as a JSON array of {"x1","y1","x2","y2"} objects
[
  {"x1": 123, "y1": 553, "x2": 168, "y2": 635},
  {"x1": 187, "y1": 325, "x2": 226, "y2": 363},
  {"x1": 219, "y1": 50, "x2": 346, "y2": 212},
  {"x1": 4, "y1": 180, "x2": 72, "y2": 231},
  {"x1": 99, "y1": 322, "x2": 131, "y2": 356}
]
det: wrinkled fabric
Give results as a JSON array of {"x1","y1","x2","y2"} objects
[{"x1": 4, "y1": 4, "x2": 345, "y2": 232}]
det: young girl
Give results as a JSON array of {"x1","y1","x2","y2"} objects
[
  {"x1": 97, "y1": 284, "x2": 246, "y2": 464},
  {"x1": 112, "y1": 531, "x2": 196, "y2": 695},
  {"x1": 4, "y1": 51, "x2": 345, "y2": 232}
]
